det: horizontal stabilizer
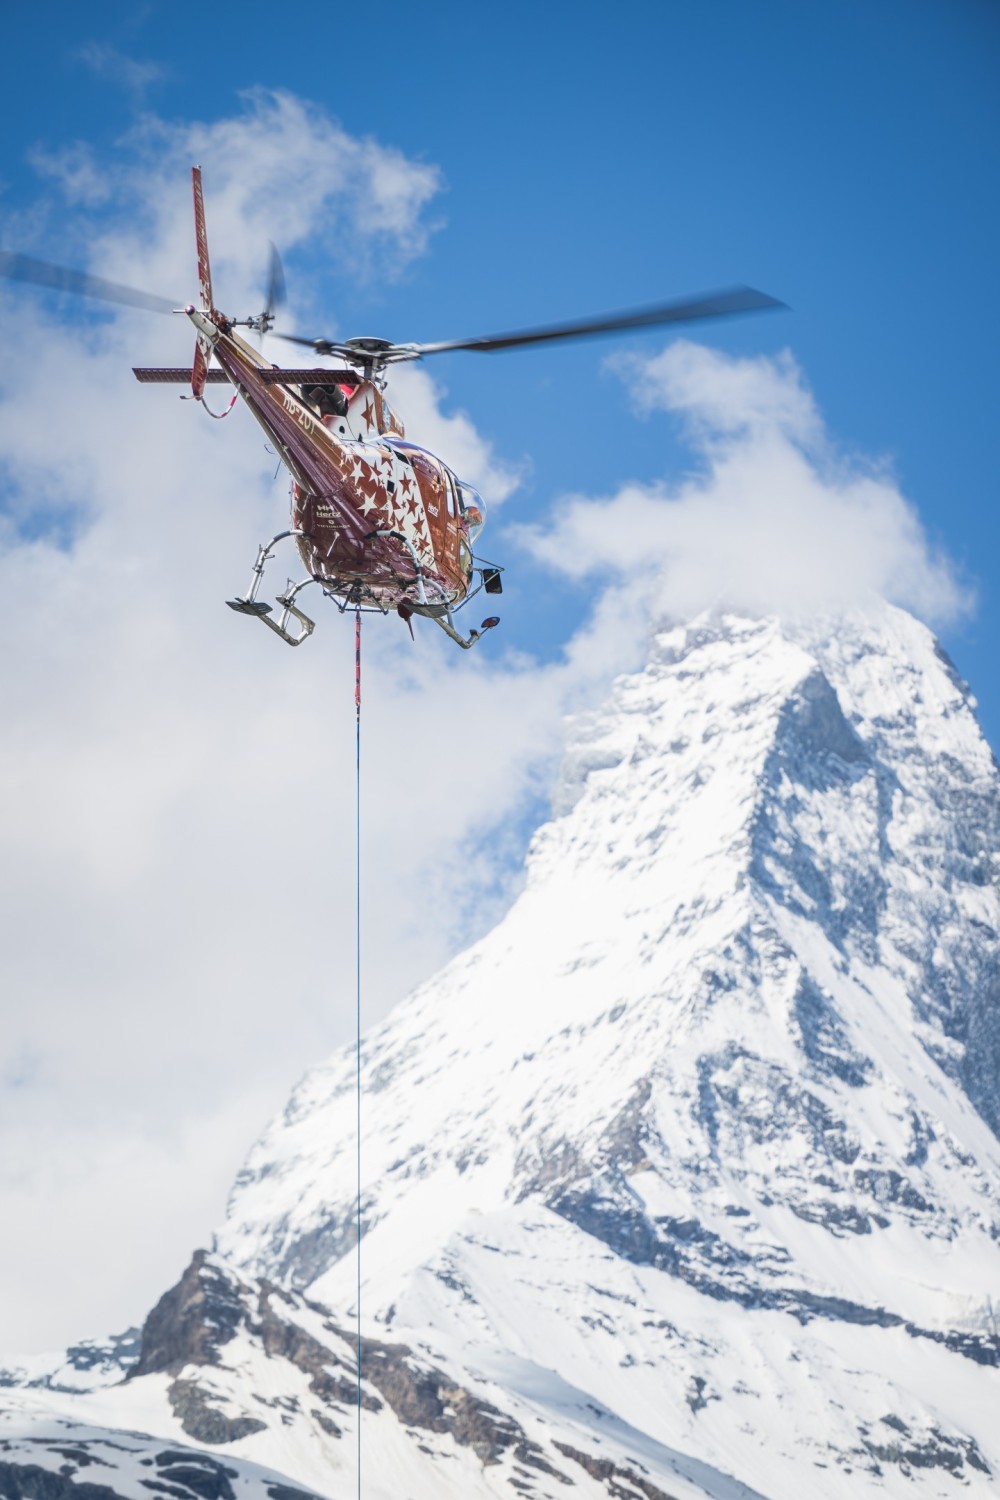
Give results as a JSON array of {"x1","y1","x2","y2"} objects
[
  {"x1": 133, "y1": 367, "x2": 357, "y2": 386},
  {"x1": 134, "y1": 367, "x2": 231, "y2": 384},
  {"x1": 257, "y1": 368, "x2": 359, "y2": 386}
]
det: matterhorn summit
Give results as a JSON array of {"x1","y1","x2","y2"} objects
[{"x1": 5, "y1": 600, "x2": 1000, "y2": 1500}]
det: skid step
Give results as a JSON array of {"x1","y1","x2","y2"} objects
[
  {"x1": 226, "y1": 598, "x2": 273, "y2": 616},
  {"x1": 226, "y1": 530, "x2": 317, "y2": 646}
]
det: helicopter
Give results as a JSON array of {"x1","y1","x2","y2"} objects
[{"x1": 0, "y1": 168, "x2": 784, "y2": 648}]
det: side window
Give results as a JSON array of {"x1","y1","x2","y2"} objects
[{"x1": 445, "y1": 472, "x2": 457, "y2": 518}]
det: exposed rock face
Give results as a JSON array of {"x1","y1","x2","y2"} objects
[
  {"x1": 131, "y1": 1253, "x2": 247, "y2": 1379},
  {"x1": 126, "y1": 1253, "x2": 268, "y2": 1448},
  {"x1": 166, "y1": 1381, "x2": 267, "y2": 1447},
  {"x1": 128, "y1": 1254, "x2": 578, "y2": 1476},
  {"x1": 555, "y1": 1442, "x2": 684, "y2": 1500},
  {"x1": 356, "y1": 1334, "x2": 527, "y2": 1466}
]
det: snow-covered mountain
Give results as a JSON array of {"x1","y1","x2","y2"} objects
[{"x1": 5, "y1": 602, "x2": 1000, "y2": 1500}]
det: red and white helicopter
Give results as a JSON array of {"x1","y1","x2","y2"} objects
[{"x1": 0, "y1": 169, "x2": 783, "y2": 648}]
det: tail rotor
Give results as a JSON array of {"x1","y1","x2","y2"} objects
[
  {"x1": 262, "y1": 241, "x2": 286, "y2": 336},
  {"x1": 229, "y1": 241, "x2": 287, "y2": 344}
]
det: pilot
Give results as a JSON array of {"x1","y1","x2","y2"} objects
[{"x1": 302, "y1": 383, "x2": 349, "y2": 420}]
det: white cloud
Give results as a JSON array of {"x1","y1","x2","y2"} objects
[
  {"x1": 618, "y1": 340, "x2": 822, "y2": 446},
  {"x1": 75, "y1": 43, "x2": 164, "y2": 99},
  {"x1": 132, "y1": 88, "x2": 444, "y2": 291},
  {"x1": 0, "y1": 97, "x2": 630, "y2": 1353},
  {"x1": 27, "y1": 143, "x2": 114, "y2": 209},
  {"x1": 9, "y1": 89, "x2": 443, "y2": 316},
  {"x1": 521, "y1": 340, "x2": 969, "y2": 628}
]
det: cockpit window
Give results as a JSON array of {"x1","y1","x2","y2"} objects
[{"x1": 458, "y1": 483, "x2": 486, "y2": 543}]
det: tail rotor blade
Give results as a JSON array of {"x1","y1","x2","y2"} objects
[
  {"x1": 252, "y1": 243, "x2": 287, "y2": 345},
  {"x1": 265, "y1": 242, "x2": 286, "y2": 324}
]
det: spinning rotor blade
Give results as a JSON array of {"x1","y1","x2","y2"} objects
[
  {"x1": 272, "y1": 285, "x2": 785, "y2": 370},
  {"x1": 0, "y1": 251, "x2": 178, "y2": 315},
  {"x1": 407, "y1": 286, "x2": 786, "y2": 358},
  {"x1": 264, "y1": 242, "x2": 286, "y2": 323}
]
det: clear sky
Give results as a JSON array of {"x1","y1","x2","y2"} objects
[{"x1": 0, "y1": 0, "x2": 997, "y2": 1350}]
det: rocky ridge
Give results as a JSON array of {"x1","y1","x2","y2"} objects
[{"x1": 3, "y1": 1249, "x2": 762, "y2": 1500}]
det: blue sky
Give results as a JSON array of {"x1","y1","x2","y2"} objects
[
  {"x1": 5, "y1": 0, "x2": 998, "y2": 715},
  {"x1": 0, "y1": 0, "x2": 998, "y2": 1349}
]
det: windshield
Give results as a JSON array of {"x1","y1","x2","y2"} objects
[{"x1": 458, "y1": 483, "x2": 486, "y2": 543}]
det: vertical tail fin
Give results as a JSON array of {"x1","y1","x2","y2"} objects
[
  {"x1": 192, "y1": 166, "x2": 214, "y2": 314},
  {"x1": 191, "y1": 166, "x2": 214, "y2": 399}
]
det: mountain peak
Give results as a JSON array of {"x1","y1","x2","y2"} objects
[{"x1": 208, "y1": 600, "x2": 1000, "y2": 1493}]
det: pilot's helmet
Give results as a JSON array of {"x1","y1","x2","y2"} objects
[{"x1": 303, "y1": 384, "x2": 348, "y2": 418}]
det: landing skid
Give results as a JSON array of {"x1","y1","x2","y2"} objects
[
  {"x1": 226, "y1": 529, "x2": 501, "y2": 650},
  {"x1": 428, "y1": 609, "x2": 501, "y2": 650},
  {"x1": 226, "y1": 531, "x2": 317, "y2": 647}
]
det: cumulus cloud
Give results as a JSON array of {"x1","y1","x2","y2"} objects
[
  {"x1": 10, "y1": 89, "x2": 442, "y2": 310},
  {"x1": 522, "y1": 340, "x2": 969, "y2": 628},
  {"x1": 28, "y1": 143, "x2": 115, "y2": 209},
  {"x1": 621, "y1": 341, "x2": 822, "y2": 445}
]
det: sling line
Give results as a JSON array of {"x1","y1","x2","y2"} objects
[{"x1": 354, "y1": 606, "x2": 362, "y2": 1500}]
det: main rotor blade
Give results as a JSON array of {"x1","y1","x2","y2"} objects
[
  {"x1": 408, "y1": 286, "x2": 786, "y2": 358},
  {"x1": 273, "y1": 332, "x2": 350, "y2": 357},
  {"x1": 0, "y1": 251, "x2": 178, "y2": 315}
]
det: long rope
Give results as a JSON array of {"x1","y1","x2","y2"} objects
[{"x1": 354, "y1": 607, "x2": 362, "y2": 1500}]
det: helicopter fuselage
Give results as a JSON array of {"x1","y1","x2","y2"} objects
[
  {"x1": 5, "y1": 165, "x2": 782, "y2": 647},
  {"x1": 188, "y1": 307, "x2": 480, "y2": 618}
]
